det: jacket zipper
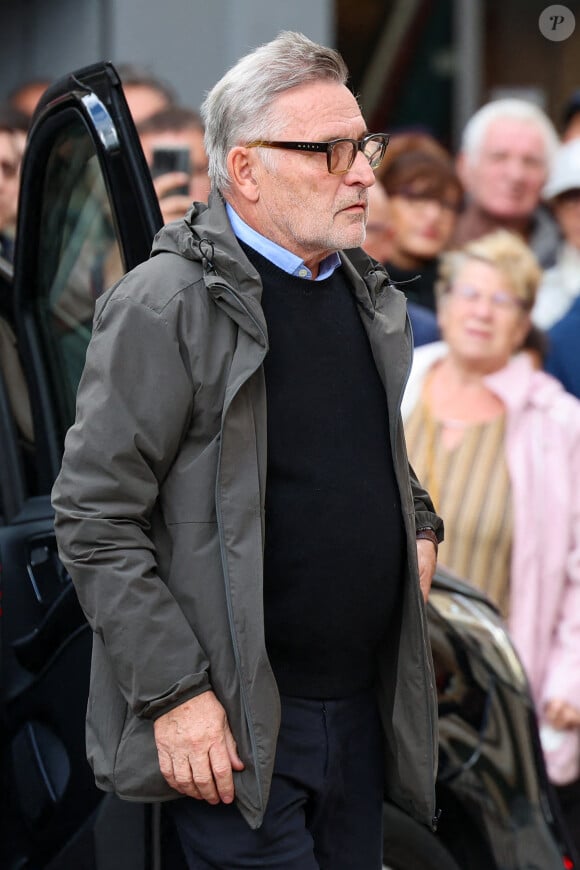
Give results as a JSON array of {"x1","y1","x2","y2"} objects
[{"x1": 210, "y1": 279, "x2": 269, "y2": 817}]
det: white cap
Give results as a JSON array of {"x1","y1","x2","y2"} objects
[{"x1": 543, "y1": 139, "x2": 580, "y2": 199}]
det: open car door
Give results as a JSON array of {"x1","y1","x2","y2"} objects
[{"x1": 0, "y1": 62, "x2": 164, "y2": 869}]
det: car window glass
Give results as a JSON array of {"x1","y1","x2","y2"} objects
[{"x1": 35, "y1": 115, "x2": 125, "y2": 425}]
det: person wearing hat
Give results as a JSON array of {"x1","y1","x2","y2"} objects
[{"x1": 533, "y1": 139, "x2": 580, "y2": 330}]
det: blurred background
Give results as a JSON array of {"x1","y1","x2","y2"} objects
[{"x1": 1, "y1": 0, "x2": 579, "y2": 147}]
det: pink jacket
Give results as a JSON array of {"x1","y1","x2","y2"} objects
[{"x1": 403, "y1": 344, "x2": 580, "y2": 783}]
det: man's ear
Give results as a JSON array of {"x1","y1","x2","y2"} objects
[{"x1": 227, "y1": 146, "x2": 260, "y2": 203}]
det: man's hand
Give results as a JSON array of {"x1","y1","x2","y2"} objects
[
  {"x1": 416, "y1": 537, "x2": 437, "y2": 602},
  {"x1": 152, "y1": 173, "x2": 192, "y2": 224},
  {"x1": 153, "y1": 690, "x2": 245, "y2": 804}
]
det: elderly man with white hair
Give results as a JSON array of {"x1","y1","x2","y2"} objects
[
  {"x1": 52, "y1": 30, "x2": 442, "y2": 869},
  {"x1": 453, "y1": 98, "x2": 560, "y2": 266}
]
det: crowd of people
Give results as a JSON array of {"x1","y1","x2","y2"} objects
[
  {"x1": 361, "y1": 88, "x2": 580, "y2": 852},
  {"x1": 2, "y1": 35, "x2": 580, "y2": 864}
]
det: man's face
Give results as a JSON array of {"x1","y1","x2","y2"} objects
[
  {"x1": 243, "y1": 81, "x2": 376, "y2": 270},
  {"x1": 0, "y1": 131, "x2": 23, "y2": 233},
  {"x1": 460, "y1": 118, "x2": 548, "y2": 221}
]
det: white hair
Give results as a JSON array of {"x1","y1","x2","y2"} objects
[
  {"x1": 461, "y1": 98, "x2": 559, "y2": 170},
  {"x1": 200, "y1": 31, "x2": 349, "y2": 194}
]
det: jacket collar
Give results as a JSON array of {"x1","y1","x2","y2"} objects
[{"x1": 151, "y1": 193, "x2": 406, "y2": 347}]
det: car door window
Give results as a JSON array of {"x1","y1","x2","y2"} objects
[
  {"x1": 36, "y1": 115, "x2": 125, "y2": 423},
  {"x1": 1, "y1": 66, "x2": 162, "y2": 869}
]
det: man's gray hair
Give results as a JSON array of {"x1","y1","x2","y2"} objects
[
  {"x1": 461, "y1": 98, "x2": 559, "y2": 171},
  {"x1": 200, "y1": 31, "x2": 349, "y2": 194}
]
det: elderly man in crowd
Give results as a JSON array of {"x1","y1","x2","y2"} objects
[
  {"x1": 453, "y1": 98, "x2": 560, "y2": 266},
  {"x1": 52, "y1": 31, "x2": 442, "y2": 869}
]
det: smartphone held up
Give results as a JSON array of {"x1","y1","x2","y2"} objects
[{"x1": 151, "y1": 145, "x2": 191, "y2": 196}]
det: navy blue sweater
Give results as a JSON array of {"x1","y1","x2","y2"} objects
[{"x1": 242, "y1": 245, "x2": 405, "y2": 698}]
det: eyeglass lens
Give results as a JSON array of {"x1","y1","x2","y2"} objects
[
  {"x1": 451, "y1": 285, "x2": 523, "y2": 309},
  {"x1": 328, "y1": 136, "x2": 386, "y2": 173}
]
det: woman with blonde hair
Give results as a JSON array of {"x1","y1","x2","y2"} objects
[{"x1": 402, "y1": 229, "x2": 580, "y2": 850}]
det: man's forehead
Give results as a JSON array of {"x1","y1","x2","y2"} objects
[
  {"x1": 483, "y1": 118, "x2": 546, "y2": 154},
  {"x1": 272, "y1": 81, "x2": 366, "y2": 137}
]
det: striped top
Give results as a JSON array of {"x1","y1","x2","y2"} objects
[{"x1": 405, "y1": 400, "x2": 513, "y2": 617}]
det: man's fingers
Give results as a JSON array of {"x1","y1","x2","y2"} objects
[
  {"x1": 192, "y1": 753, "x2": 220, "y2": 804},
  {"x1": 158, "y1": 748, "x2": 205, "y2": 799},
  {"x1": 157, "y1": 748, "x2": 176, "y2": 789},
  {"x1": 225, "y1": 727, "x2": 245, "y2": 771},
  {"x1": 153, "y1": 172, "x2": 189, "y2": 197},
  {"x1": 172, "y1": 753, "x2": 200, "y2": 797},
  {"x1": 153, "y1": 692, "x2": 244, "y2": 804},
  {"x1": 208, "y1": 743, "x2": 236, "y2": 803},
  {"x1": 160, "y1": 741, "x2": 242, "y2": 804}
]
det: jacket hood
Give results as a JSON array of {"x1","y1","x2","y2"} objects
[
  {"x1": 151, "y1": 192, "x2": 269, "y2": 346},
  {"x1": 150, "y1": 191, "x2": 260, "y2": 287}
]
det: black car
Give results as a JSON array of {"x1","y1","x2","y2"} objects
[{"x1": 0, "y1": 63, "x2": 576, "y2": 870}]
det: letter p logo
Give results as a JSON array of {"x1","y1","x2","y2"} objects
[{"x1": 539, "y1": 5, "x2": 576, "y2": 41}]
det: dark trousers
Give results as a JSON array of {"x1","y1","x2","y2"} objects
[{"x1": 166, "y1": 690, "x2": 385, "y2": 869}]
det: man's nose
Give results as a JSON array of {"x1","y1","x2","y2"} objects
[
  {"x1": 346, "y1": 150, "x2": 376, "y2": 186},
  {"x1": 504, "y1": 156, "x2": 528, "y2": 181}
]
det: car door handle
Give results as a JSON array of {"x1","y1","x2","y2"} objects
[{"x1": 12, "y1": 583, "x2": 87, "y2": 673}]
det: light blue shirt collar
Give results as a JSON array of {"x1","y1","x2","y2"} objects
[{"x1": 225, "y1": 202, "x2": 341, "y2": 281}]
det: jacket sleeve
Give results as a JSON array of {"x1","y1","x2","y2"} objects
[
  {"x1": 409, "y1": 460, "x2": 444, "y2": 543},
  {"x1": 52, "y1": 289, "x2": 211, "y2": 720}
]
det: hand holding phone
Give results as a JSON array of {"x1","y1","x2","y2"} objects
[{"x1": 151, "y1": 146, "x2": 191, "y2": 196}]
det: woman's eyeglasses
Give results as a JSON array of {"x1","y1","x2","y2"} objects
[{"x1": 447, "y1": 284, "x2": 528, "y2": 311}]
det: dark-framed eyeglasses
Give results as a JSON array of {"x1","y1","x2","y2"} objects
[{"x1": 245, "y1": 133, "x2": 389, "y2": 175}]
